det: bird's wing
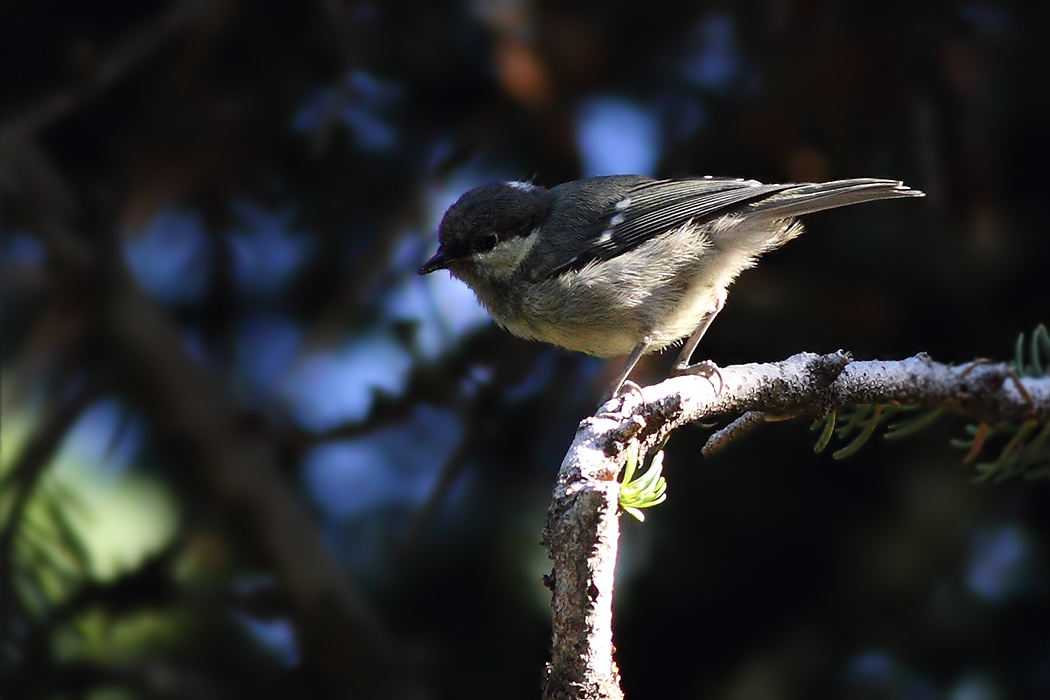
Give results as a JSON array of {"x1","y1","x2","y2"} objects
[
  {"x1": 528, "y1": 177, "x2": 923, "y2": 280},
  {"x1": 741, "y1": 178, "x2": 923, "y2": 219},
  {"x1": 530, "y1": 177, "x2": 796, "y2": 279}
]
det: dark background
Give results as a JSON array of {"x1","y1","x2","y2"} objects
[{"x1": 2, "y1": 1, "x2": 1048, "y2": 698}]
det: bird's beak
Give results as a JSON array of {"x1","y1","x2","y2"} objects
[{"x1": 419, "y1": 248, "x2": 450, "y2": 275}]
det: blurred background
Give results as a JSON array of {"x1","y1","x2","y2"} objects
[{"x1": 2, "y1": 0, "x2": 1048, "y2": 698}]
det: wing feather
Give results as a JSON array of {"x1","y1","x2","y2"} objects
[
  {"x1": 538, "y1": 178, "x2": 795, "y2": 278},
  {"x1": 530, "y1": 176, "x2": 923, "y2": 279}
]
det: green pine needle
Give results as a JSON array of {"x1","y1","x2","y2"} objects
[
  {"x1": 619, "y1": 445, "x2": 668, "y2": 522},
  {"x1": 813, "y1": 412, "x2": 837, "y2": 453}
]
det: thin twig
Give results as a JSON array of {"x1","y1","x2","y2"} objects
[{"x1": 701, "y1": 410, "x2": 766, "y2": 456}]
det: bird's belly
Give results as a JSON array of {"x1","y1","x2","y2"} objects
[
  {"x1": 520, "y1": 318, "x2": 641, "y2": 358},
  {"x1": 511, "y1": 279, "x2": 720, "y2": 358},
  {"x1": 646, "y1": 283, "x2": 722, "y2": 349},
  {"x1": 484, "y1": 263, "x2": 723, "y2": 358}
]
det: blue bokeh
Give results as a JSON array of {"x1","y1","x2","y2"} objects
[
  {"x1": 232, "y1": 315, "x2": 303, "y2": 398},
  {"x1": 301, "y1": 405, "x2": 463, "y2": 520},
  {"x1": 292, "y1": 70, "x2": 402, "y2": 151},
  {"x1": 575, "y1": 97, "x2": 660, "y2": 177},
  {"x1": 279, "y1": 331, "x2": 413, "y2": 432},
  {"x1": 682, "y1": 14, "x2": 739, "y2": 91},
  {"x1": 123, "y1": 210, "x2": 211, "y2": 304},
  {"x1": 227, "y1": 203, "x2": 311, "y2": 296},
  {"x1": 843, "y1": 650, "x2": 938, "y2": 700},
  {"x1": 1, "y1": 231, "x2": 46, "y2": 268},
  {"x1": 56, "y1": 398, "x2": 143, "y2": 480},
  {"x1": 966, "y1": 523, "x2": 1034, "y2": 603}
]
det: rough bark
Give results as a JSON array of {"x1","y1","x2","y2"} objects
[{"x1": 542, "y1": 350, "x2": 1050, "y2": 699}]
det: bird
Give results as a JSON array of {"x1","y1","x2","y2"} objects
[{"x1": 420, "y1": 175, "x2": 924, "y2": 399}]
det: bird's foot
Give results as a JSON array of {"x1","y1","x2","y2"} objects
[
  {"x1": 671, "y1": 359, "x2": 724, "y2": 395},
  {"x1": 597, "y1": 380, "x2": 645, "y2": 416}
]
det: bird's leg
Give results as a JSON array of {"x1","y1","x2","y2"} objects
[
  {"x1": 603, "y1": 336, "x2": 653, "y2": 402},
  {"x1": 671, "y1": 290, "x2": 726, "y2": 392}
]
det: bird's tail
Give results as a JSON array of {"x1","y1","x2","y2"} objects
[{"x1": 747, "y1": 178, "x2": 924, "y2": 219}]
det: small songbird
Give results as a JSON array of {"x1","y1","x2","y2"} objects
[{"x1": 420, "y1": 175, "x2": 924, "y2": 398}]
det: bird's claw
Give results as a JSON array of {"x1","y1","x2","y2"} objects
[
  {"x1": 672, "y1": 360, "x2": 724, "y2": 395},
  {"x1": 597, "y1": 380, "x2": 646, "y2": 417}
]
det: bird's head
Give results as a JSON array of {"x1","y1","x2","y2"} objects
[{"x1": 420, "y1": 181, "x2": 551, "y2": 282}]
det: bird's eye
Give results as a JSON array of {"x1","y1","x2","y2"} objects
[{"x1": 476, "y1": 233, "x2": 498, "y2": 253}]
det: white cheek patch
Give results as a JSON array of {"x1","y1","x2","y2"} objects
[
  {"x1": 506, "y1": 180, "x2": 536, "y2": 191},
  {"x1": 471, "y1": 229, "x2": 540, "y2": 278}
]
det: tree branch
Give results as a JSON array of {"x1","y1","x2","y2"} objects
[{"x1": 542, "y1": 351, "x2": 1050, "y2": 700}]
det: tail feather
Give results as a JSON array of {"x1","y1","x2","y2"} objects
[{"x1": 747, "y1": 178, "x2": 924, "y2": 219}]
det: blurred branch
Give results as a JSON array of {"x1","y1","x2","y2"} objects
[
  {"x1": 96, "y1": 242, "x2": 417, "y2": 699},
  {"x1": 542, "y1": 350, "x2": 1050, "y2": 700},
  {"x1": 0, "y1": 0, "x2": 203, "y2": 139},
  {"x1": 396, "y1": 433, "x2": 475, "y2": 557},
  {"x1": 278, "y1": 392, "x2": 416, "y2": 459},
  {"x1": 275, "y1": 334, "x2": 503, "y2": 460},
  {"x1": 0, "y1": 139, "x2": 91, "y2": 270},
  {"x1": 11, "y1": 139, "x2": 419, "y2": 699}
]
